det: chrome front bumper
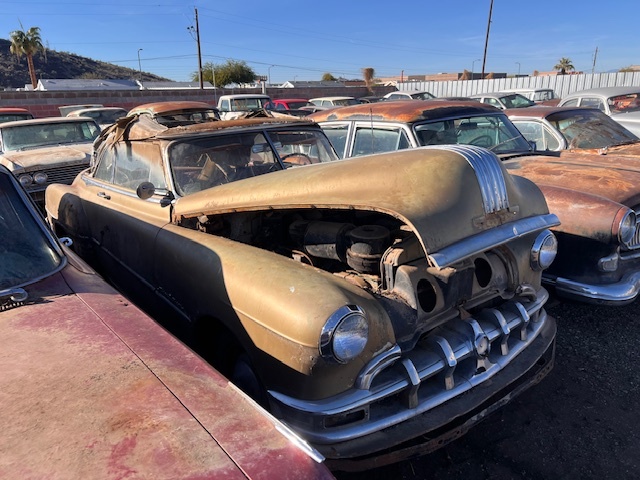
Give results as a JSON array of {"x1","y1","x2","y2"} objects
[
  {"x1": 546, "y1": 271, "x2": 640, "y2": 305},
  {"x1": 269, "y1": 288, "x2": 556, "y2": 461}
]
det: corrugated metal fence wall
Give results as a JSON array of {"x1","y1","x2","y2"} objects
[{"x1": 399, "y1": 72, "x2": 640, "y2": 99}]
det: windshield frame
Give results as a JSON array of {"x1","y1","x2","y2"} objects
[{"x1": 0, "y1": 120, "x2": 100, "y2": 152}]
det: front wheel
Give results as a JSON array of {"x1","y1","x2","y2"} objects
[{"x1": 232, "y1": 353, "x2": 269, "y2": 408}]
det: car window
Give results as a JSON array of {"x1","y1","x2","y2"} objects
[
  {"x1": 322, "y1": 124, "x2": 350, "y2": 158},
  {"x1": 415, "y1": 114, "x2": 532, "y2": 152},
  {"x1": 352, "y1": 126, "x2": 411, "y2": 156},
  {"x1": 580, "y1": 97, "x2": 606, "y2": 111},
  {"x1": 512, "y1": 120, "x2": 561, "y2": 151},
  {"x1": 106, "y1": 142, "x2": 166, "y2": 191},
  {"x1": 561, "y1": 98, "x2": 579, "y2": 107},
  {"x1": 411, "y1": 92, "x2": 435, "y2": 100},
  {"x1": 0, "y1": 172, "x2": 62, "y2": 289},
  {"x1": 608, "y1": 93, "x2": 640, "y2": 113},
  {"x1": 483, "y1": 98, "x2": 502, "y2": 108}
]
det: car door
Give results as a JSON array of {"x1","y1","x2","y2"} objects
[{"x1": 80, "y1": 140, "x2": 171, "y2": 292}]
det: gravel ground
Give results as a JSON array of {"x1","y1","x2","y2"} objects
[{"x1": 335, "y1": 296, "x2": 640, "y2": 480}]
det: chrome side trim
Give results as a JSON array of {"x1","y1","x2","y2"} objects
[
  {"x1": 546, "y1": 271, "x2": 640, "y2": 304},
  {"x1": 269, "y1": 288, "x2": 552, "y2": 444},
  {"x1": 428, "y1": 213, "x2": 560, "y2": 269},
  {"x1": 425, "y1": 145, "x2": 508, "y2": 214}
]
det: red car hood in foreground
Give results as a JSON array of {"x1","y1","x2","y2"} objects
[{"x1": 0, "y1": 253, "x2": 332, "y2": 480}]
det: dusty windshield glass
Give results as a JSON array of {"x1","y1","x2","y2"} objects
[
  {"x1": 0, "y1": 173, "x2": 62, "y2": 289},
  {"x1": 414, "y1": 114, "x2": 532, "y2": 153},
  {"x1": 548, "y1": 109, "x2": 639, "y2": 148},
  {"x1": 169, "y1": 129, "x2": 338, "y2": 195},
  {"x1": 1, "y1": 121, "x2": 100, "y2": 151}
]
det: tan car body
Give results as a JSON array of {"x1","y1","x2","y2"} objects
[{"x1": 46, "y1": 113, "x2": 558, "y2": 468}]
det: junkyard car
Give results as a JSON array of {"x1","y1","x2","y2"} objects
[
  {"x1": 0, "y1": 107, "x2": 34, "y2": 123},
  {"x1": 507, "y1": 105, "x2": 640, "y2": 152},
  {"x1": 382, "y1": 90, "x2": 435, "y2": 101},
  {"x1": 503, "y1": 88, "x2": 559, "y2": 105},
  {"x1": 309, "y1": 96, "x2": 359, "y2": 109},
  {"x1": 0, "y1": 116, "x2": 100, "y2": 206},
  {"x1": 470, "y1": 92, "x2": 535, "y2": 109},
  {"x1": 217, "y1": 94, "x2": 272, "y2": 120},
  {"x1": 46, "y1": 113, "x2": 559, "y2": 468},
  {"x1": 311, "y1": 100, "x2": 640, "y2": 305},
  {"x1": 558, "y1": 87, "x2": 640, "y2": 137},
  {"x1": 265, "y1": 98, "x2": 315, "y2": 117},
  {"x1": 0, "y1": 164, "x2": 332, "y2": 480},
  {"x1": 128, "y1": 100, "x2": 220, "y2": 126},
  {"x1": 66, "y1": 106, "x2": 128, "y2": 128}
]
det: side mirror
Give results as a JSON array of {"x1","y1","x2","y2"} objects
[{"x1": 136, "y1": 181, "x2": 155, "y2": 200}]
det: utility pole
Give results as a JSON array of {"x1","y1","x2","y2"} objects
[
  {"x1": 592, "y1": 46, "x2": 598, "y2": 74},
  {"x1": 481, "y1": 0, "x2": 494, "y2": 79},
  {"x1": 195, "y1": 8, "x2": 203, "y2": 89}
]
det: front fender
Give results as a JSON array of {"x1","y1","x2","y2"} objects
[
  {"x1": 538, "y1": 183, "x2": 628, "y2": 244},
  {"x1": 154, "y1": 224, "x2": 396, "y2": 399}
]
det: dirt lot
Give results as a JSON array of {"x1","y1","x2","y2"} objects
[{"x1": 335, "y1": 296, "x2": 640, "y2": 480}]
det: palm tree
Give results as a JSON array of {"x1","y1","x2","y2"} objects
[
  {"x1": 362, "y1": 67, "x2": 375, "y2": 93},
  {"x1": 554, "y1": 57, "x2": 574, "y2": 75},
  {"x1": 10, "y1": 26, "x2": 44, "y2": 89}
]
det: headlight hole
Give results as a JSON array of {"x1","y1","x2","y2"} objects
[
  {"x1": 474, "y1": 257, "x2": 492, "y2": 288},
  {"x1": 417, "y1": 278, "x2": 437, "y2": 313}
]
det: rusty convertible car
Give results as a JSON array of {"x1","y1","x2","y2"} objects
[
  {"x1": 311, "y1": 100, "x2": 640, "y2": 305},
  {"x1": 0, "y1": 116, "x2": 100, "y2": 206},
  {"x1": 0, "y1": 164, "x2": 332, "y2": 479},
  {"x1": 45, "y1": 113, "x2": 559, "y2": 468}
]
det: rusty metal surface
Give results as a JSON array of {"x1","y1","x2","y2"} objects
[
  {"x1": 0, "y1": 144, "x2": 91, "y2": 170},
  {"x1": 504, "y1": 154, "x2": 640, "y2": 208},
  {"x1": 307, "y1": 100, "x2": 499, "y2": 124},
  {"x1": 128, "y1": 100, "x2": 218, "y2": 116},
  {"x1": 0, "y1": 256, "x2": 333, "y2": 479}
]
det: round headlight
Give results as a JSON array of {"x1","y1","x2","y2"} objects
[
  {"x1": 618, "y1": 210, "x2": 636, "y2": 246},
  {"x1": 320, "y1": 305, "x2": 369, "y2": 364},
  {"x1": 33, "y1": 172, "x2": 48, "y2": 184},
  {"x1": 530, "y1": 229, "x2": 558, "y2": 271},
  {"x1": 18, "y1": 174, "x2": 33, "y2": 187}
]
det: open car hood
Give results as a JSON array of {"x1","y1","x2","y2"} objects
[{"x1": 174, "y1": 146, "x2": 549, "y2": 256}]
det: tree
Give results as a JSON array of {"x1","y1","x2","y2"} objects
[
  {"x1": 321, "y1": 72, "x2": 337, "y2": 82},
  {"x1": 194, "y1": 60, "x2": 256, "y2": 87},
  {"x1": 554, "y1": 57, "x2": 574, "y2": 75},
  {"x1": 362, "y1": 67, "x2": 375, "y2": 93},
  {"x1": 9, "y1": 26, "x2": 44, "y2": 89}
]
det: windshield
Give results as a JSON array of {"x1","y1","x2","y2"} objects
[
  {"x1": 548, "y1": 109, "x2": 639, "y2": 148},
  {"x1": 168, "y1": 129, "x2": 338, "y2": 195},
  {"x1": 1, "y1": 121, "x2": 100, "y2": 151},
  {"x1": 411, "y1": 92, "x2": 435, "y2": 100},
  {"x1": 0, "y1": 113, "x2": 33, "y2": 123},
  {"x1": 0, "y1": 172, "x2": 63, "y2": 289},
  {"x1": 414, "y1": 114, "x2": 532, "y2": 153},
  {"x1": 500, "y1": 94, "x2": 535, "y2": 108},
  {"x1": 334, "y1": 98, "x2": 359, "y2": 106},
  {"x1": 608, "y1": 93, "x2": 640, "y2": 114},
  {"x1": 229, "y1": 97, "x2": 270, "y2": 111}
]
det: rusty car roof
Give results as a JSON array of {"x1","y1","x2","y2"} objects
[
  {"x1": 307, "y1": 100, "x2": 501, "y2": 123},
  {"x1": 128, "y1": 100, "x2": 218, "y2": 116}
]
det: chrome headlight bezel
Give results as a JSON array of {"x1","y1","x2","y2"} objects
[
  {"x1": 33, "y1": 172, "x2": 48, "y2": 184},
  {"x1": 18, "y1": 174, "x2": 33, "y2": 187},
  {"x1": 530, "y1": 229, "x2": 558, "y2": 271},
  {"x1": 319, "y1": 305, "x2": 369, "y2": 364},
  {"x1": 617, "y1": 209, "x2": 637, "y2": 246}
]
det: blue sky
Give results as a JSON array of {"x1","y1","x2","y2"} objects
[{"x1": 2, "y1": 0, "x2": 638, "y2": 83}]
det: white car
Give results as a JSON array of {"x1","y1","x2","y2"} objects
[
  {"x1": 558, "y1": 87, "x2": 640, "y2": 137},
  {"x1": 217, "y1": 94, "x2": 271, "y2": 120},
  {"x1": 382, "y1": 90, "x2": 434, "y2": 101},
  {"x1": 308, "y1": 96, "x2": 359, "y2": 109}
]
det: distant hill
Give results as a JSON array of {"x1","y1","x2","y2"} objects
[{"x1": 0, "y1": 39, "x2": 171, "y2": 89}]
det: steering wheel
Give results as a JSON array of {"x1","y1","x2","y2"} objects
[
  {"x1": 280, "y1": 153, "x2": 312, "y2": 165},
  {"x1": 468, "y1": 135, "x2": 493, "y2": 148}
]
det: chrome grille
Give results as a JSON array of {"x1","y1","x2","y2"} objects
[
  {"x1": 23, "y1": 163, "x2": 88, "y2": 191},
  {"x1": 270, "y1": 288, "x2": 553, "y2": 444},
  {"x1": 628, "y1": 211, "x2": 640, "y2": 250},
  {"x1": 427, "y1": 145, "x2": 509, "y2": 214}
]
